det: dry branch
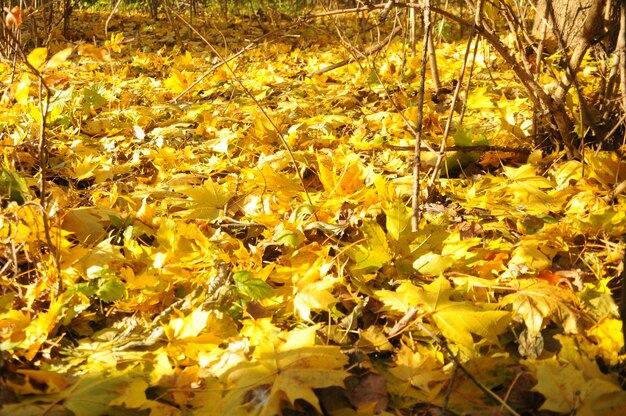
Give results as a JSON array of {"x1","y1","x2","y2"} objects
[
  {"x1": 385, "y1": 144, "x2": 532, "y2": 154},
  {"x1": 307, "y1": 24, "x2": 403, "y2": 77},
  {"x1": 308, "y1": 2, "x2": 581, "y2": 156}
]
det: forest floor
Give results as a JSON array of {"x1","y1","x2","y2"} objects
[{"x1": 1, "y1": 8, "x2": 626, "y2": 416}]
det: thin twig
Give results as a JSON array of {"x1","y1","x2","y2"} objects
[
  {"x1": 613, "y1": 2, "x2": 626, "y2": 195},
  {"x1": 172, "y1": 19, "x2": 304, "y2": 102},
  {"x1": 426, "y1": 23, "x2": 476, "y2": 196},
  {"x1": 411, "y1": 1, "x2": 430, "y2": 231},
  {"x1": 307, "y1": 24, "x2": 402, "y2": 77},
  {"x1": 386, "y1": 144, "x2": 531, "y2": 154},
  {"x1": 171, "y1": 42, "x2": 258, "y2": 102},
  {"x1": 388, "y1": 306, "x2": 521, "y2": 415},
  {"x1": 105, "y1": 0, "x2": 123, "y2": 37},
  {"x1": 169, "y1": 8, "x2": 318, "y2": 220},
  {"x1": 369, "y1": 60, "x2": 435, "y2": 152},
  {"x1": 4, "y1": 22, "x2": 59, "y2": 293}
]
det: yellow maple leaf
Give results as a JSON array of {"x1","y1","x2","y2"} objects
[
  {"x1": 27, "y1": 47, "x2": 48, "y2": 70},
  {"x1": 501, "y1": 279, "x2": 579, "y2": 340},
  {"x1": 271, "y1": 244, "x2": 339, "y2": 320},
  {"x1": 164, "y1": 68, "x2": 188, "y2": 94},
  {"x1": 587, "y1": 317, "x2": 623, "y2": 365},
  {"x1": 6, "y1": 369, "x2": 68, "y2": 395},
  {"x1": 0, "y1": 309, "x2": 31, "y2": 345},
  {"x1": 109, "y1": 378, "x2": 149, "y2": 409},
  {"x1": 170, "y1": 178, "x2": 233, "y2": 220},
  {"x1": 44, "y1": 47, "x2": 73, "y2": 71},
  {"x1": 316, "y1": 151, "x2": 368, "y2": 198},
  {"x1": 221, "y1": 326, "x2": 348, "y2": 415},
  {"x1": 388, "y1": 344, "x2": 447, "y2": 397},
  {"x1": 105, "y1": 32, "x2": 125, "y2": 53},
  {"x1": 167, "y1": 308, "x2": 213, "y2": 340},
  {"x1": 523, "y1": 335, "x2": 626, "y2": 415},
  {"x1": 345, "y1": 219, "x2": 392, "y2": 271},
  {"x1": 293, "y1": 272, "x2": 337, "y2": 321},
  {"x1": 13, "y1": 74, "x2": 29, "y2": 105},
  {"x1": 377, "y1": 277, "x2": 511, "y2": 351},
  {"x1": 15, "y1": 298, "x2": 64, "y2": 360}
]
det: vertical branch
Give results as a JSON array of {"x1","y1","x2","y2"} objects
[
  {"x1": 409, "y1": 5, "x2": 416, "y2": 54},
  {"x1": 163, "y1": 0, "x2": 181, "y2": 44},
  {"x1": 617, "y1": 2, "x2": 626, "y2": 111},
  {"x1": 3, "y1": 12, "x2": 59, "y2": 293},
  {"x1": 619, "y1": 234, "x2": 626, "y2": 354},
  {"x1": 429, "y1": 4, "x2": 577, "y2": 156},
  {"x1": 553, "y1": 0, "x2": 608, "y2": 104},
  {"x1": 105, "y1": 0, "x2": 123, "y2": 37},
  {"x1": 36, "y1": 75, "x2": 58, "y2": 292},
  {"x1": 411, "y1": 0, "x2": 430, "y2": 231},
  {"x1": 62, "y1": 0, "x2": 72, "y2": 40},
  {"x1": 457, "y1": 37, "x2": 479, "y2": 124},
  {"x1": 426, "y1": 24, "x2": 477, "y2": 195},
  {"x1": 427, "y1": 27, "x2": 440, "y2": 90},
  {"x1": 533, "y1": 6, "x2": 548, "y2": 148},
  {"x1": 45, "y1": 0, "x2": 53, "y2": 44}
]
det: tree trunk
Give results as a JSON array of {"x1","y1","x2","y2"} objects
[
  {"x1": 532, "y1": 0, "x2": 617, "y2": 54},
  {"x1": 530, "y1": 0, "x2": 621, "y2": 152}
]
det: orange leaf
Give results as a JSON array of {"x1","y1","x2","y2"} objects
[
  {"x1": 4, "y1": 6, "x2": 22, "y2": 28},
  {"x1": 537, "y1": 269, "x2": 561, "y2": 286},
  {"x1": 77, "y1": 43, "x2": 111, "y2": 62}
]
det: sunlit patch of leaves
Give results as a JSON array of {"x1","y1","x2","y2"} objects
[{"x1": 0, "y1": 7, "x2": 625, "y2": 416}]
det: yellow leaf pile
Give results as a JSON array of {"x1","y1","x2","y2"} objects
[{"x1": 1, "y1": 6, "x2": 626, "y2": 415}]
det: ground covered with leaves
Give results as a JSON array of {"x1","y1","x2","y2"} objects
[{"x1": 1, "y1": 9, "x2": 626, "y2": 416}]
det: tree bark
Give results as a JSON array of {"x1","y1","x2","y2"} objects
[{"x1": 533, "y1": 0, "x2": 614, "y2": 53}]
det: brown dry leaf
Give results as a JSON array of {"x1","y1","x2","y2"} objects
[{"x1": 346, "y1": 373, "x2": 389, "y2": 413}]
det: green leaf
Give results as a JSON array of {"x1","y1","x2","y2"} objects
[
  {"x1": 97, "y1": 278, "x2": 126, "y2": 302},
  {"x1": 453, "y1": 125, "x2": 489, "y2": 147},
  {"x1": 0, "y1": 168, "x2": 29, "y2": 204},
  {"x1": 233, "y1": 271, "x2": 274, "y2": 300},
  {"x1": 275, "y1": 230, "x2": 299, "y2": 247},
  {"x1": 83, "y1": 83, "x2": 108, "y2": 113},
  {"x1": 72, "y1": 283, "x2": 97, "y2": 297}
]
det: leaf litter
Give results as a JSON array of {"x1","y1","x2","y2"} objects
[{"x1": 0, "y1": 8, "x2": 625, "y2": 416}]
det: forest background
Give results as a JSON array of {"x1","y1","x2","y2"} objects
[{"x1": 1, "y1": 0, "x2": 626, "y2": 414}]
